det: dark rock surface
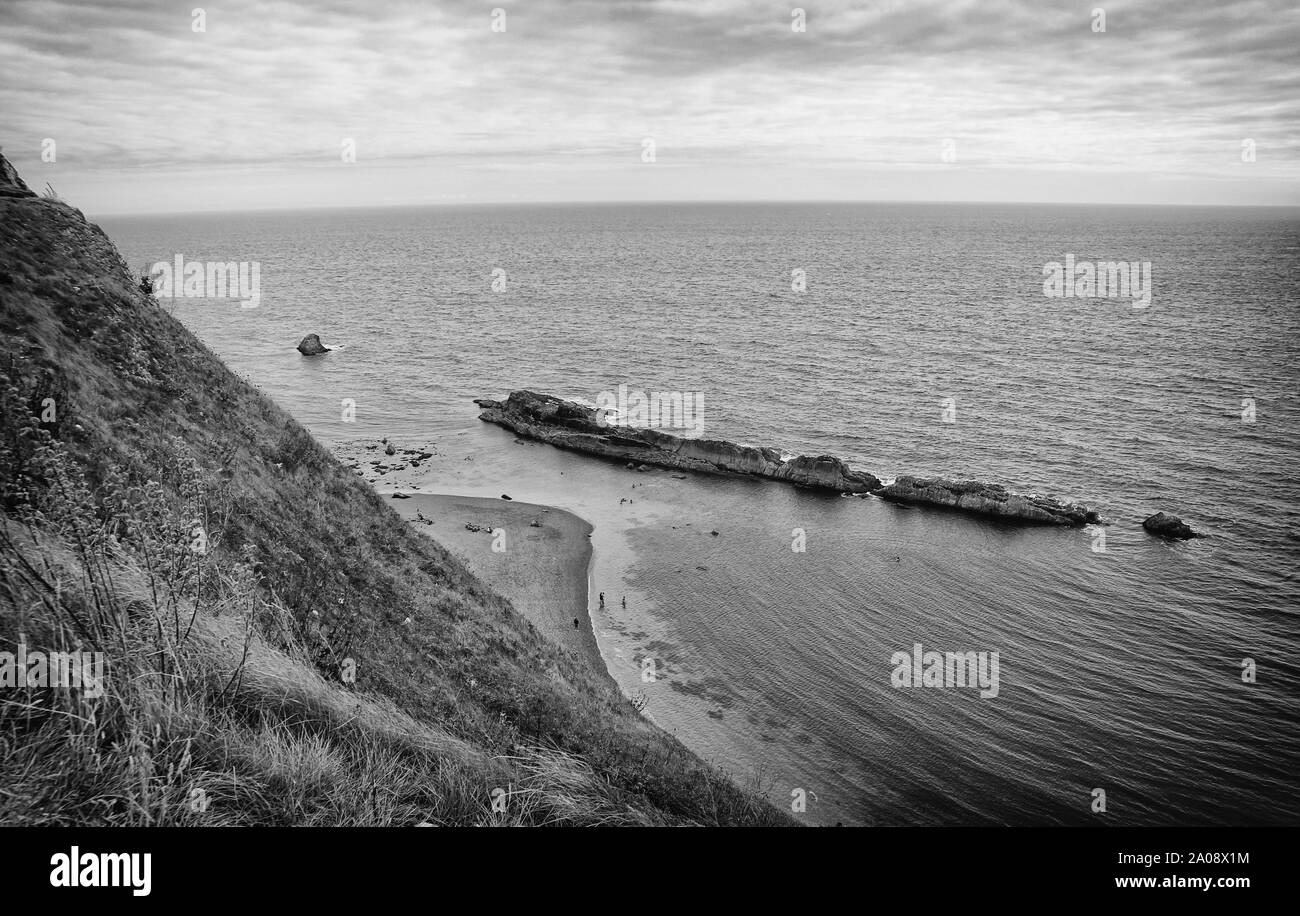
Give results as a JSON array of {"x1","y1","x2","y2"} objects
[
  {"x1": 0, "y1": 152, "x2": 36, "y2": 199},
  {"x1": 296, "y1": 333, "x2": 330, "y2": 355},
  {"x1": 475, "y1": 390, "x2": 882, "y2": 494},
  {"x1": 880, "y1": 475, "x2": 1099, "y2": 527},
  {"x1": 1142, "y1": 512, "x2": 1205, "y2": 539}
]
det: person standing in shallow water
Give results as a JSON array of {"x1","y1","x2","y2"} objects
[
  {"x1": 599, "y1": 592, "x2": 605, "y2": 607},
  {"x1": 621, "y1": 596, "x2": 626, "y2": 609},
  {"x1": 573, "y1": 618, "x2": 579, "y2": 630}
]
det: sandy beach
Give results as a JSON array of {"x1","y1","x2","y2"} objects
[{"x1": 387, "y1": 492, "x2": 609, "y2": 680}]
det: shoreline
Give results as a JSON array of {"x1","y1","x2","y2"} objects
[{"x1": 385, "y1": 492, "x2": 612, "y2": 683}]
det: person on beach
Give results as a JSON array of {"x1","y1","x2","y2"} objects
[
  {"x1": 573, "y1": 618, "x2": 579, "y2": 629},
  {"x1": 599, "y1": 592, "x2": 605, "y2": 606},
  {"x1": 621, "y1": 596, "x2": 626, "y2": 609}
]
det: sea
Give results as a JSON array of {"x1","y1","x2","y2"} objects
[{"x1": 101, "y1": 201, "x2": 1300, "y2": 826}]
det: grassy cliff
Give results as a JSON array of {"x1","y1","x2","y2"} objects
[{"x1": 0, "y1": 156, "x2": 790, "y2": 826}]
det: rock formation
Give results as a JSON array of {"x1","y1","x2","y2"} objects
[
  {"x1": 296, "y1": 333, "x2": 330, "y2": 355},
  {"x1": 879, "y1": 475, "x2": 1099, "y2": 526},
  {"x1": 475, "y1": 390, "x2": 882, "y2": 494},
  {"x1": 0, "y1": 152, "x2": 36, "y2": 199},
  {"x1": 1142, "y1": 512, "x2": 1205, "y2": 539}
]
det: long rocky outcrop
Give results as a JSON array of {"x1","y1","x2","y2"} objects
[
  {"x1": 880, "y1": 476, "x2": 1099, "y2": 526},
  {"x1": 475, "y1": 390, "x2": 882, "y2": 493}
]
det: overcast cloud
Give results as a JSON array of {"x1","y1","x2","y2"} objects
[{"x1": 2, "y1": 0, "x2": 1297, "y2": 213}]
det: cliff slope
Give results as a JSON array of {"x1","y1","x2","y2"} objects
[{"x1": 0, "y1": 154, "x2": 790, "y2": 826}]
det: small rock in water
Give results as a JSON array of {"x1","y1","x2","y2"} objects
[
  {"x1": 296, "y1": 333, "x2": 330, "y2": 355},
  {"x1": 1142, "y1": 512, "x2": 1205, "y2": 540}
]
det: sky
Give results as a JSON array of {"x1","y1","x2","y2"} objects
[{"x1": 1, "y1": 0, "x2": 1298, "y2": 215}]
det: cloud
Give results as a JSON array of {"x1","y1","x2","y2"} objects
[{"x1": 1, "y1": 0, "x2": 1296, "y2": 211}]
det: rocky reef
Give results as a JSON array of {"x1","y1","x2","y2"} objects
[
  {"x1": 476, "y1": 390, "x2": 1109, "y2": 526},
  {"x1": 1142, "y1": 512, "x2": 1205, "y2": 540},
  {"x1": 475, "y1": 390, "x2": 882, "y2": 493},
  {"x1": 879, "y1": 476, "x2": 1100, "y2": 527}
]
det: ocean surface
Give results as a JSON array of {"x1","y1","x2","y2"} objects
[{"x1": 101, "y1": 201, "x2": 1300, "y2": 826}]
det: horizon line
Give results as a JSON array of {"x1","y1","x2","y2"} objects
[{"x1": 92, "y1": 196, "x2": 1300, "y2": 220}]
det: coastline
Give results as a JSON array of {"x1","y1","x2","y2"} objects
[{"x1": 386, "y1": 492, "x2": 611, "y2": 682}]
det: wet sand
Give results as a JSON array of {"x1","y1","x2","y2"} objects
[{"x1": 388, "y1": 492, "x2": 608, "y2": 680}]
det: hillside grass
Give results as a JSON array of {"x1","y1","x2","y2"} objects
[{"x1": 0, "y1": 191, "x2": 792, "y2": 826}]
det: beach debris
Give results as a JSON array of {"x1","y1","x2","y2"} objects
[
  {"x1": 296, "y1": 333, "x2": 331, "y2": 355},
  {"x1": 1142, "y1": 512, "x2": 1205, "y2": 540}
]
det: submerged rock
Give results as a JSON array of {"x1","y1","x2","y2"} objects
[
  {"x1": 474, "y1": 390, "x2": 882, "y2": 494},
  {"x1": 880, "y1": 476, "x2": 1098, "y2": 527},
  {"x1": 1142, "y1": 512, "x2": 1205, "y2": 540},
  {"x1": 296, "y1": 333, "x2": 330, "y2": 355}
]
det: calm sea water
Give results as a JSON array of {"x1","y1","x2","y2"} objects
[{"x1": 101, "y1": 202, "x2": 1300, "y2": 825}]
